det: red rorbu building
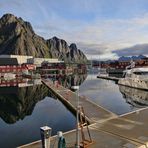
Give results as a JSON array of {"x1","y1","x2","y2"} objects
[
  {"x1": 0, "y1": 58, "x2": 36, "y2": 77},
  {"x1": 103, "y1": 58, "x2": 148, "y2": 70},
  {"x1": 135, "y1": 57, "x2": 148, "y2": 67}
]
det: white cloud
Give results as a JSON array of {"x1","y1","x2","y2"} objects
[{"x1": 113, "y1": 43, "x2": 148, "y2": 56}]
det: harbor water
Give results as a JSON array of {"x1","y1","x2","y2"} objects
[{"x1": 0, "y1": 72, "x2": 148, "y2": 148}]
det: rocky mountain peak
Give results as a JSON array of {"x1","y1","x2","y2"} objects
[
  {"x1": 0, "y1": 13, "x2": 16, "y2": 23},
  {"x1": 0, "y1": 13, "x2": 34, "y2": 34},
  {"x1": 70, "y1": 43, "x2": 77, "y2": 50},
  {"x1": 52, "y1": 36, "x2": 60, "y2": 41}
]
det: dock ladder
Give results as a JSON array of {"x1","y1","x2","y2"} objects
[{"x1": 79, "y1": 106, "x2": 94, "y2": 148}]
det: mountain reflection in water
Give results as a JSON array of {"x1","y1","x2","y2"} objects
[
  {"x1": 0, "y1": 85, "x2": 50, "y2": 124},
  {"x1": 0, "y1": 73, "x2": 87, "y2": 124},
  {"x1": 51, "y1": 73, "x2": 87, "y2": 89},
  {"x1": 119, "y1": 85, "x2": 148, "y2": 108}
]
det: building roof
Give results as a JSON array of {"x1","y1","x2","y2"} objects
[{"x1": 0, "y1": 58, "x2": 18, "y2": 66}]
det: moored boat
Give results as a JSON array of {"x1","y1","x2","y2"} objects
[{"x1": 118, "y1": 67, "x2": 148, "y2": 90}]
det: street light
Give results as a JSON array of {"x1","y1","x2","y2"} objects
[{"x1": 74, "y1": 86, "x2": 80, "y2": 148}]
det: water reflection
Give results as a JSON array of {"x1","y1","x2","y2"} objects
[
  {"x1": 50, "y1": 73, "x2": 87, "y2": 89},
  {"x1": 0, "y1": 84, "x2": 50, "y2": 124},
  {"x1": 0, "y1": 73, "x2": 87, "y2": 124},
  {"x1": 119, "y1": 85, "x2": 148, "y2": 108},
  {"x1": 0, "y1": 78, "x2": 42, "y2": 87}
]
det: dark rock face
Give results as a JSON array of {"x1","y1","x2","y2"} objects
[
  {"x1": 46, "y1": 37, "x2": 70, "y2": 61},
  {"x1": 69, "y1": 43, "x2": 87, "y2": 63},
  {"x1": 0, "y1": 85, "x2": 50, "y2": 124},
  {"x1": 0, "y1": 13, "x2": 87, "y2": 63},
  {"x1": 0, "y1": 14, "x2": 49, "y2": 57}
]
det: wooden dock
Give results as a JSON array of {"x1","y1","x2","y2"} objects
[
  {"x1": 18, "y1": 78, "x2": 148, "y2": 148},
  {"x1": 41, "y1": 78, "x2": 116, "y2": 123}
]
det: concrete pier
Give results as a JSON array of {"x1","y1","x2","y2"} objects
[
  {"x1": 19, "y1": 126, "x2": 147, "y2": 148},
  {"x1": 91, "y1": 107, "x2": 148, "y2": 147},
  {"x1": 18, "y1": 79, "x2": 148, "y2": 148},
  {"x1": 97, "y1": 75, "x2": 119, "y2": 83}
]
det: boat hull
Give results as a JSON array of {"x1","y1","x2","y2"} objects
[{"x1": 118, "y1": 78, "x2": 148, "y2": 90}]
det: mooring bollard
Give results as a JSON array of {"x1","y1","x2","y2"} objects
[{"x1": 40, "y1": 126, "x2": 52, "y2": 148}]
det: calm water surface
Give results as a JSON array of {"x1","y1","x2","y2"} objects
[
  {"x1": 79, "y1": 74, "x2": 148, "y2": 114},
  {"x1": 0, "y1": 73, "x2": 148, "y2": 148}
]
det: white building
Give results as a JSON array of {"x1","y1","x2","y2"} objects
[
  {"x1": 0, "y1": 55, "x2": 64, "y2": 67},
  {"x1": 28, "y1": 58, "x2": 64, "y2": 67},
  {"x1": 0, "y1": 55, "x2": 33, "y2": 64}
]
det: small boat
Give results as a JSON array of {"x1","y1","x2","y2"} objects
[
  {"x1": 118, "y1": 67, "x2": 148, "y2": 90},
  {"x1": 71, "y1": 85, "x2": 79, "y2": 90},
  {"x1": 98, "y1": 68, "x2": 108, "y2": 77}
]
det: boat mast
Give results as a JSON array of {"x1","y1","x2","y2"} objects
[{"x1": 99, "y1": 54, "x2": 101, "y2": 75}]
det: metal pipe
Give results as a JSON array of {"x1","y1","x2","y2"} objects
[{"x1": 75, "y1": 86, "x2": 79, "y2": 148}]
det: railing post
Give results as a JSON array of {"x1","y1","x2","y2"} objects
[{"x1": 40, "y1": 126, "x2": 52, "y2": 148}]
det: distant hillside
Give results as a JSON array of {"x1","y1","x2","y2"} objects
[
  {"x1": 90, "y1": 55, "x2": 148, "y2": 66},
  {"x1": 0, "y1": 13, "x2": 87, "y2": 63},
  {"x1": 118, "y1": 55, "x2": 147, "y2": 61}
]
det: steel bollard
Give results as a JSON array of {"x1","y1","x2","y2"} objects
[{"x1": 40, "y1": 126, "x2": 52, "y2": 148}]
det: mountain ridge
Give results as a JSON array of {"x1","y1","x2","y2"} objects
[{"x1": 0, "y1": 13, "x2": 88, "y2": 63}]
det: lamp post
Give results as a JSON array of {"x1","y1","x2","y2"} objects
[{"x1": 71, "y1": 82, "x2": 80, "y2": 148}]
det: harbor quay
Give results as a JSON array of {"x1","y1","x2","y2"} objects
[
  {"x1": 18, "y1": 78, "x2": 148, "y2": 148},
  {"x1": 97, "y1": 75, "x2": 119, "y2": 83}
]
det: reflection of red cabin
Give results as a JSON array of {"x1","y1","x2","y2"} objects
[
  {"x1": 0, "y1": 64, "x2": 36, "y2": 73},
  {"x1": 0, "y1": 79, "x2": 27, "y2": 87}
]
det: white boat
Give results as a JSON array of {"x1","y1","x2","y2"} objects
[
  {"x1": 98, "y1": 68, "x2": 108, "y2": 77},
  {"x1": 118, "y1": 67, "x2": 148, "y2": 90},
  {"x1": 71, "y1": 85, "x2": 79, "y2": 90}
]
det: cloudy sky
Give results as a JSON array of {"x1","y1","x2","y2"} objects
[{"x1": 0, "y1": 0, "x2": 148, "y2": 59}]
